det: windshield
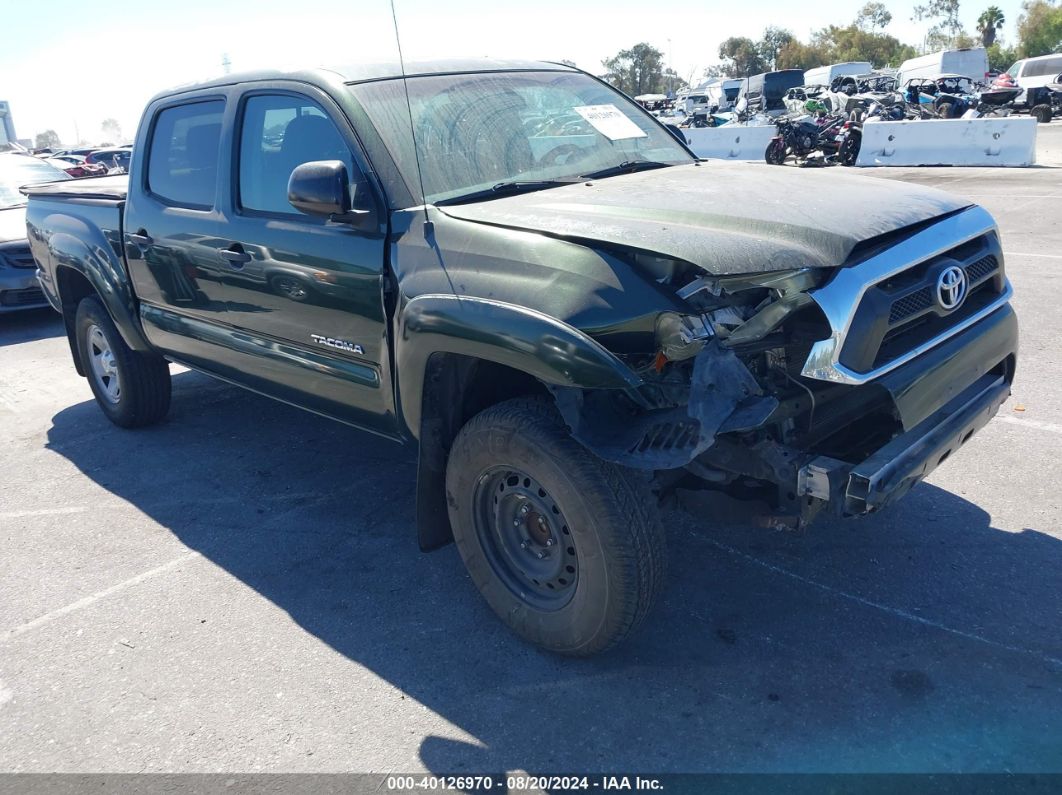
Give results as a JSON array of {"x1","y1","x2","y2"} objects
[
  {"x1": 349, "y1": 70, "x2": 694, "y2": 205},
  {"x1": 0, "y1": 155, "x2": 71, "y2": 209}
]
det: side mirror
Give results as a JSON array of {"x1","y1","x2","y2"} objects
[{"x1": 287, "y1": 160, "x2": 373, "y2": 226}]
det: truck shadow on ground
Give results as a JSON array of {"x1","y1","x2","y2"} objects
[
  {"x1": 45, "y1": 369, "x2": 1062, "y2": 773},
  {"x1": 0, "y1": 308, "x2": 64, "y2": 347}
]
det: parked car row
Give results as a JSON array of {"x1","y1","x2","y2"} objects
[
  {"x1": 0, "y1": 152, "x2": 71, "y2": 312},
  {"x1": 30, "y1": 145, "x2": 133, "y2": 177}
]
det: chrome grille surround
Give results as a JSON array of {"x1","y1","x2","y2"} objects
[{"x1": 801, "y1": 206, "x2": 1013, "y2": 385}]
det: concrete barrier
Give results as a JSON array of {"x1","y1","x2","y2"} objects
[
  {"x1": 683, "y1": 125, "x2": 777, "y2": 161},
  {"x1": 855, "y1": 117, "x2": 1038, "y2": 167}
]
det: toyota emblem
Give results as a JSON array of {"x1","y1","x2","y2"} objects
[{"x1": 936, "y1": 265, "x2": 968, "y2": 311}]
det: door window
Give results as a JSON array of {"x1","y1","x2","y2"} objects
[
  {"x1": 238, "y1": 94, "x2": 355, "y2": 215},
  {"x1": 147, "y1": 100, "x2": 224, "y2": 209}
]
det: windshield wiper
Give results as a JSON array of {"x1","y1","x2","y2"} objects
[
  {"x1": 435, "y1": 178, "x2": 582, "y2": 206},
  {"x1": 578, "y1": 160, "x2": 673, "y2": 180}
]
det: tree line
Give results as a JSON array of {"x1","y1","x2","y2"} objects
[{"x1": 600, "y1": 0, "x2": 1062, "y2": 95}]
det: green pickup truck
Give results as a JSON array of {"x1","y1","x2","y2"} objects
[{"x1": 24, "y1": 59, "x2": 1017, "y2": 655}]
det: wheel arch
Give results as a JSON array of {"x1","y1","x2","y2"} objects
[
  {"x1": 50, "y1": 228, "x2": 152, "y2": 375},
  {"x1": 396, "y1": 294, "x2": 643, "y2": 552}
]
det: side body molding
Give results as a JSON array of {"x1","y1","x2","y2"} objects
[{"x1": 395, "y1": 293, "x2": 643, "y2": 439}]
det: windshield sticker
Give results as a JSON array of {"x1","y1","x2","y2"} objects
[{"x1": 573, "y1": 105, "x2": 648, "y2": 141}]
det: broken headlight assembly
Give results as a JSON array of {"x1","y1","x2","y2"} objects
[{"x1": 654, "y1": 268, "x2": 828, "y2": 366}]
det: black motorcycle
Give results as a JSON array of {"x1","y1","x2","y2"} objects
[{"x1": 764, "y1": 112, "x2": 847, "y2": 165}]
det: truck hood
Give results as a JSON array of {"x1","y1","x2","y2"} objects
[
  {"x1": 437, "y1": 162, "x2": 971, "y2": 274},
  {"x1": 0, "y1": 205, "x2": 27, "y2": 244}
]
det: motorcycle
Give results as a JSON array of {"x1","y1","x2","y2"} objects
[{"x1": 764, "y1": 101, "x2": 847, "y2": 165}]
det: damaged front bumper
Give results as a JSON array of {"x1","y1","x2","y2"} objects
[
  {"x1": 755, "y1": 302, "x2": 1017, "y2": 522},
  {"x1": 558, "y1": 299, "x2": 1017, "y2": 526},
  {"x1": 801, "y1": 368, "x2": 1010, "y2": 517}
]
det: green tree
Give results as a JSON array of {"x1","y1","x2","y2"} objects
[
  {"x1": 1016, "y1": 0, "x2": 1062, "y2": 57},
  {"x1": 34, "y1": 130, "x2": 60, "y2": 149},
  {"x1": 758, "y1": 27, "x2": 796, "y2": 69},
  {"x1": 718, "y1": 36, "x2": 768, "y2": 75},
  {"x1": 601, "y1": 42, "x2": 667, "y2": 95},
  {"x1": 776, "y1": 40, "x2": 833, "y2": 70},
  {"x1": 812, "y1": 24, "x2": 918, "y2": 66},
  {"x1": 977, "y1": 6, "x2": 1006, "y2": 45},
  {"x1": 857, "y1": 2, "x2": 894, "y2": 30},
  {"x1": 101, "y1": 118, "x2": 122, "y2": 143},
  {"x1": 986, "y1": 41, "x2": 1019, "y2": 69},
  {"x1": 913, "y1": 0, "x2": 967, "y2": 48}
]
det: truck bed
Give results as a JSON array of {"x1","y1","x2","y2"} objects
[{"x1": 21, "y1": 174, "x2": 128, "y2": 202}]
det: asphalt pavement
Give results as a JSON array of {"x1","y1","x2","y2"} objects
[{"x1": 1, "y1": 131, "x2": 1061, "y2": 774}]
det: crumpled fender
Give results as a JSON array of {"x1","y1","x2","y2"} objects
[
  {"x1": 394, "y1": 293, "x2": 643, "y2": 439},
  {"x1": 552, "y1": 340, "x2": 779, "y2": 470}
]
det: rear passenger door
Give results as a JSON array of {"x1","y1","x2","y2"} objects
[
  {"x1": 125, "y1": 94, "x2": 233, "y2": 368},
  {"x1": 213, "y1": 85, "x2": 395, "y2": 433}
]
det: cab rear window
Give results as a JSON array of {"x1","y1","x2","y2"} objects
[{"x1": 147, "y1": 101, "x2": 224, "y2": 209}]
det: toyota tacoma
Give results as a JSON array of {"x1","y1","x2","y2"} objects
[{"x1": 23, "y1": 60, "x2": 1017, "y2": 654}]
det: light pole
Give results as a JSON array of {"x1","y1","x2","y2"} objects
[{"x1": 667, "y1": 38, "x2": 673, "y2": 96}]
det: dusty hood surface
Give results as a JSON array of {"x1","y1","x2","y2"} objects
[{"x1": 438, "y1": 162, "x2": 971, "y2": 273}]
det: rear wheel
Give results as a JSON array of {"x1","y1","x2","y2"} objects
[
  {"x1": 839, "y1": 131, "x2": 861, "y2": 166},
  {"x1": 445, "y1": 398, "x2": 666, "y2": 655},
  {"x1": 75, "y1": 296, "x2": 171, "y2": 428},
  {"x1": 1032, "y1": 104, "x2": 1053, "y2": 124},
  {"x1": 937, "y1": 101, "x2": 956, "y2": 119}
]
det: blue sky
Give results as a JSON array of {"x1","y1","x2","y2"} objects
[{"x1": 0, "y1": 0, "x2": 1023, "y2": 145}]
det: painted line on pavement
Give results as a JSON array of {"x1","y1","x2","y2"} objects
[
  {"x1": 995, "y1": 415, "x2": 1062, "y2": 435},
  {"x1": 1, "y1": 551, "x2": 201, "y2": 643}
]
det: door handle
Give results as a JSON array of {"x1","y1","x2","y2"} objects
[
  {"x1": 219, "y1": 246, "x2": 251, "y2": 267},
  {"x1": 129, "y1": 231, "x2": 153, "y2": 247}
]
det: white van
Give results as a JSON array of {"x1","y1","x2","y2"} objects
[
  {"x1": 706, "y1": 78, "x2": 743, "y2": 111},
  {"x1": 1005, "y1": 53, "x2": 1062, "y2": 100},
  {"x1": 896, "y1": 48, "x2": 989, "y2": 86},
  {"x1": 803, "y1": 62, "x2": 872, "y2": 88}
]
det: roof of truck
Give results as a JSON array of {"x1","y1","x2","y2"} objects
[{"x1": 153, "y1": 58, "x2": 579, "y2": 100}]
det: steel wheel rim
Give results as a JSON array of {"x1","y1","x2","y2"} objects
[
  {"x1": 87, "y1": 325, "x2": 121, "y2": 404},
  {"x1": 472, "y1": 467, "x2": 578, "y2": 611}
]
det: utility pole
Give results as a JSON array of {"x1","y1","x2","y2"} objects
[
  {"x1": 222, "y1": 53, "x2": 232, "y2": 75},
  {"x1": 667, "y1": 38, "x2": 673, "y2": 96}
]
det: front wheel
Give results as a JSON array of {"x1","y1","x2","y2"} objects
[
  {"x1": 445, "y1": 398, "x2": 667, "y2": 656},
  {"x1": 765, "y1": 138, "x2": 787, "y2": 165},
  {"x1": 75, "y1": 296, "x2": 171, "y2": 428}
]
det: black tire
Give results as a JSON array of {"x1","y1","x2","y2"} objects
[
  {"x1": 937, "y1": 101, "x2": 956, "y2": 119},
  {"x1": 445, "y1": 397, "x2": 666, "y2": 656},
  {"x1": 1031, "y1": 104, "x2": 1053, "y2": 124},
  {"x1": 75, "y1": 296, "x2": 171, "y2": 428},
  {"x1": 839, "y1": 131, "x2": 861, "y2": 166},
  {"x1": 765, "y1": 139, "x2": 786, "y2": 165}
]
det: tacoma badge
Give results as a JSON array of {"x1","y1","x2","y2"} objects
[{"x1": 310, "y1": 334, "x2": 364, "y2": 354}]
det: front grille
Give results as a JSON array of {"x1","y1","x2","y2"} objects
[
  {"x1": 889, "y1": 287, "x2": 933, "y2": 323},
  {"x1": 0, "y1": 244, "x2": 36, "y2": 269},
  {"x1": 966, "y1": 255, "x2": 997, "y2": 283},
  {"x1": 887, "y1": 254, "x2": 999, "y2": 325},
  {"x1": 0, "y1": 287, "x2": 46, "y2": 307},
  {"x1": 839, "y1": 233, "x2": 1005, "y2": 373}
]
